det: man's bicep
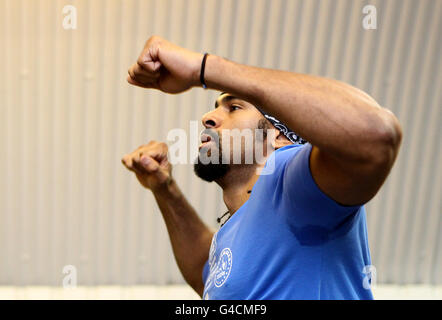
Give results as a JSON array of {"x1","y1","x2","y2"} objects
[{"x1": 310, "y1": 145, "x2": 388, "y2": 207}]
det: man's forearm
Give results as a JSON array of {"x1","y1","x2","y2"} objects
[
  {"x1": 152, "y1": 179, "x2": 214, "y2": 296},
  {"x1": 203, "y1": 55, "x2": 401, "y2": 163}
]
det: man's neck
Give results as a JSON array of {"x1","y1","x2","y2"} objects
[{"x1": 216, "y1": 163, "x2": 264, "y2": 215}]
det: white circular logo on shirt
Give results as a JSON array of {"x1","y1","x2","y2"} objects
[{"x1": 214, "y1": 248, "x2": 233, "y2": 287}]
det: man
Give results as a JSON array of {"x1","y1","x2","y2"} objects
[{"x1": 122, "y1": 36, "x2": 402, "y2": 299}]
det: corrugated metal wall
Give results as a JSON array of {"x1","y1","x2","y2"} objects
[{"x1": 0, "y1": 0, "x2": 440, "y2": 286}]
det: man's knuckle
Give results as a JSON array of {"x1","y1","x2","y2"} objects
[
  {"x1": 137, "y1": 58, "x2": 147, "y2": 68},
  {"x1": 150, "y1": 35, "x2": 161, "y2": 42}
]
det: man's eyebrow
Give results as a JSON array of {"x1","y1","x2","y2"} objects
[{"x1": 214, "y1": 94, "x2": 238, "y2": 109}]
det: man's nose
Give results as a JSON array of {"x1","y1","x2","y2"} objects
[{"x1": 201, "y1": 111, "x2": 221, "y2": 129}]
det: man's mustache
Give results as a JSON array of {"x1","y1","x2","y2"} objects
[{"x1": 200, "y1": 128, "x2": 221, "y2": 148}]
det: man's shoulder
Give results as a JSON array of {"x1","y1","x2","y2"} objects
[
  {"x1": 259, "y1": 143, "x2": 309, "y2": 180},
  {"x1": 273, "y1": 143, "x2": 309, "y2": 167}
]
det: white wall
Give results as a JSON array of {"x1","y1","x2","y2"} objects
[{"x1": 0, "y1": 0, "x2": 440, "y2": 286}]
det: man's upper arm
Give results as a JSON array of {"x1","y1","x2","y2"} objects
[{"x1": 309, "y1": 145, "x2": 392, "y2": 207}]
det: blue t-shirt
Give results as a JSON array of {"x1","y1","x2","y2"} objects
[{"x1": 202, "y1": 143, "x2": 374, "y2": 300}]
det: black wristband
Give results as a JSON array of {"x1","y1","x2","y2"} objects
[{"x1": 200, "y1": 53, "x2": 209, "y2": 89}]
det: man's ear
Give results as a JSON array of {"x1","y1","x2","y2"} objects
[{"x1": 271, "y1": 131, "x2": 293, "y2": 150}]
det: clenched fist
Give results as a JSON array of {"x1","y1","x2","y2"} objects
[
  {"x1": 121, "y1": 141, "x2": 172, "y2": 191},
  {"x1": 127, "y1": 35, "x2": 204, "y2": 94}
]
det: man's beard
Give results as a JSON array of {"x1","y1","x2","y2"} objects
[
  {"x1": 193, "y1": 158, "x2": 230, "y2": 182},
  {"x1": 193, "y1": 129, "x2": 230, "y2": 182}
]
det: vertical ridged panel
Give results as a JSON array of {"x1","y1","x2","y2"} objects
[{"x1": 0, "y1": 0, "x2": 440, "y2": 286}]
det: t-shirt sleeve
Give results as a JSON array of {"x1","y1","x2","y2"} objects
[
  {"x1": 282, "y1": 143, "x2": 361, "y2": 229},
  {"x1": 202, "y1": 259, "x2": 209, "y2": 285}
]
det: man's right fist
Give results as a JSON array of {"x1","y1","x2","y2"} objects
[
  {"x1": 127, "y1": 35, "x2": 204, "y2": 94},
  {"x1": 121, "y1": 141, "x2": 172, "y2": 191}
]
